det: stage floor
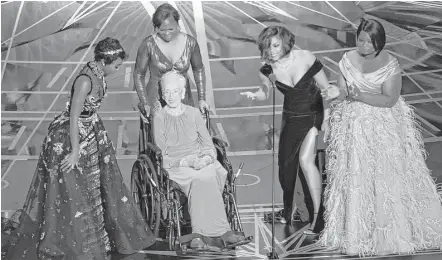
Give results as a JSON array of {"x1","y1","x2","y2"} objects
[{"x1": 110, "y1": 227, "x2": 442, "y2": 260}]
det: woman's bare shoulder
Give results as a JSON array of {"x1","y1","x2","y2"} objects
[
  {"x1": 71, "y1": 74, "x2": 92, "y2": 96},
  {"x1": 74, "y1": 74, "x2": 92, "y2": 88},
  {"x1": 379, "y1": 51, "x2": 395, "y2": 63},
  {"x1": 291, "y1": 49, "x2": 316, "y2": 67}
]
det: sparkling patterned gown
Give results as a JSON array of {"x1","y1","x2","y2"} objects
[
  {"x1": 2, "y1": 62, "x2": 155, "y2": 260},
  {"x1": 319, "y1": 53, "x2": 442, "y2": 256},
  {"x1": 144, "y1": 34, "x2": 205, "y2": 114}
]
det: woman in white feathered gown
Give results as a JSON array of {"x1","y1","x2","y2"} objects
[{"x1": 319, "y1": 18, "x2": 442, "y2": 256}]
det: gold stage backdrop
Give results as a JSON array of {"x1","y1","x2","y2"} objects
[{"x1": 2, "y1": 1, "x2": 442, "y2": 187}]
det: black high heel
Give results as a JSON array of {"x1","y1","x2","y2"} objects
[{"x1": 303, "y1": 213, "x2": 318, "y2": 235}]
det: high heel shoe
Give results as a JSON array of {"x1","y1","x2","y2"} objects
[{"x1": 303, "y1": 213, "x2": 318, "y2": 236}]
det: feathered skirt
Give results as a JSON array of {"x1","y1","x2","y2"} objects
[{"x1": 319, "y1": 98, "x2": 442, "y2": 256}]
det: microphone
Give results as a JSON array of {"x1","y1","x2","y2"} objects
[
  {"x1": 260, "y1": 64, "x2": 277, "y2": 88},
  {"x1": 260, "y1": 63, "x2": 279, "y2": 259}
]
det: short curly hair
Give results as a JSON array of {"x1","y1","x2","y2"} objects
[
  {"x1": 257, "y1": 26, "x2": 295, "y2": 63},
  {"x1": 160, "y1": 70, "x2": 186, "y2": 89},
  {"x1": 159, "y1": 70, "x2": 187, "y2": 99},
  {"x1": 152, "y1": 3, "x2": 180, "y2": 29},
  {"x1": 94, "y1": 37, "x2": 127, "y2": 65}
]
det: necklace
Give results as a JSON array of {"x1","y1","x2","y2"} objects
[
  {"x1": 165, "y1": 104, "x2": 184, "y2": 116},
  {"x1": 273, "y1": 52, "x2": 293, "y2": 72},
  {"x1": 89, "y1": 61, "x2": 107, "y2": 96}
]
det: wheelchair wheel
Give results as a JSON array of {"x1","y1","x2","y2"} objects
[
  {"x1": 219, "y1": 156, "x2": 241, "y2": 231},
  {"x1": 131, "y1": 154, "x2": 161, "y2": 237},
  {"x1": 216, "y1": 145, "x2": 234, "y2": 182},
  {"x1": 167, "y1": 222, "x2": 177, "y2": 251},
  {"x1": 225, "y1": 193, "x2": 241, "y2": 232},
  {"x1": 167, "y1": 190, "x2": 181, "y2": 251}
]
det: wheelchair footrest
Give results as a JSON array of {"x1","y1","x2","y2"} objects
[
  {"x1": 176, "y1": 244, "x2": 237, "y2": 256},
  {"x1": 177, "y1": 233, "x2": 200, "y2": 244},
  {"x1": 176, "y1": 232, "x2": 253, "y2": 254},
  {"x1": 224, "y1": 235, "x2": 253, "y2": 249}
]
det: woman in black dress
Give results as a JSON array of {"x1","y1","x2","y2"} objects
[{"x1": 241, "y1": 26, "x2": 338, "y2": 233}]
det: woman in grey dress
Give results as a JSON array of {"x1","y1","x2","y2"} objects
[{"x1": 153, "y1": 71, "x2": 247, "y2": 250}]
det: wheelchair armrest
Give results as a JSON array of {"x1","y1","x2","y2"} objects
[
  {"x1": 145, "y1": 142, "x2": 163, "y2": 158},
  {"x1": 212, "y1": 136, "x2": 229, "y2": 148}
]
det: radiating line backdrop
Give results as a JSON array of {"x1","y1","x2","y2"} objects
[{"x1": 2, "y1": 2, "x2": 442, "y2": 258}]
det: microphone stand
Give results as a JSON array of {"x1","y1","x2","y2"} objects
[{"x1": 267, "y1": 76, "x2": 279, "y2": 259}]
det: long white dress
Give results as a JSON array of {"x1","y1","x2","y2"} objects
[{"x1": 319, "y1": 52, "x2": 442, "y2": 256}]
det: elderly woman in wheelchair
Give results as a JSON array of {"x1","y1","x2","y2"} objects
[{"x1": 150, "y1": 71, "x2": 249, "y2": 251}]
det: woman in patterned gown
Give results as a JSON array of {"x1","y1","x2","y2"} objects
[
  {"x1": 133, "y1": 3, "x2": 209, "y2": 117},
  {"x1": 319, "y1": 18, "x2": 442, "y2": 256},
  {"x1": 2, "y1": 38, "x2": 155, "y2": 260}
]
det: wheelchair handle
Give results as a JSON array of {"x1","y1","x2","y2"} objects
[
  {"x1": 233, "y1": 162, "x2": 244, "y2": 183},
  {"x1": 204, "y1": 108, "x2": 210, "y2": 130}
]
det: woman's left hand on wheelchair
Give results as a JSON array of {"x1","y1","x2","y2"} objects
[{"x1": 198, "y1": 100, "x2": 210, "y2": 113}]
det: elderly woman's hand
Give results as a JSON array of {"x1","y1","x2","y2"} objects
[{"x1": 192, "y1": 156, "x2": 212, "y2": 170}]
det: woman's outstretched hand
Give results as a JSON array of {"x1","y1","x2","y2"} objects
[
  {"x1": 321, "y1": 85, "x2": 340, "y2": 100},
  {"x1": 240, "y1": 91, "x2": 257, "y2": 100}
]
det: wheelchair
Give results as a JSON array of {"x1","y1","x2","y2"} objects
[{"x1": 130, "y1": 108, "x2": 252, "y2": 254}]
